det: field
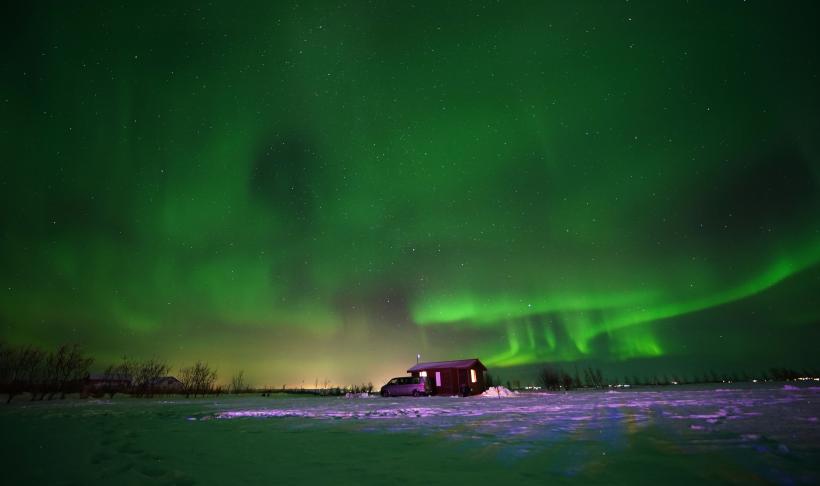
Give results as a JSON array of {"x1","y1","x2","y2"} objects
[{"x1": 1, "y1": 384, "x2": 818, "y2": 485}]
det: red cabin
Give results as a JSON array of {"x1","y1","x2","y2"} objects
[{"x1": 407, "y1": 358, "x2": 487, "y2": 396}]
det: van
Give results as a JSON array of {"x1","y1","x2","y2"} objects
[{"x1": 379, "y1": 376, "x2": 428, "y2": 397}]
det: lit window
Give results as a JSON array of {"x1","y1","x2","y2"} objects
[
  {"x1": 435, "y1": 372, "x2": 441, "y2": 386},
  {"x1": 419, "y1": 371, "x2": 427, "y2": 378},
  {"x1": 470, "y1": 369, "x2": 477, "y2": 383}
]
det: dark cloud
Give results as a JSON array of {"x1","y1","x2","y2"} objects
[
  {"x1": 250, "y1": 133, "x2": 318, "y2": 232},
  {"x1": 689, "y1": 145, "x2": 817, "y2": 244}
]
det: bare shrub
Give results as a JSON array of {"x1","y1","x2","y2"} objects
[
  {"x1": 179, "y1": 361, "x2": 217, "y2": 397},
  {"x1": 131, "y1": 359, "x2": 170, "y2": 397},
  {"x1": 230, "y1": 370, "x2": 246, "y2": 394}
]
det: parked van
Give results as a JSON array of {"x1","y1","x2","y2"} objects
[{"x1": 380, "y1": 376, "x2": 428, "y2": 397}]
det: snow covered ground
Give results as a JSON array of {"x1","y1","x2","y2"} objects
[{"x1": 1, "y1": 384, "x2": 818, "y2": 485}]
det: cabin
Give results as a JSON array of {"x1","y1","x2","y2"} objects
[
  {"x1": 83, "y1": 373, "x2": 132, "y2": 397},
  {"x1": 407, "y1": 358, "x2": 487, "y2": 396},
  {"x1": 150, "y1": 376, "x2": 184, "y2": 392},
  {"x1": 85, "y1": 372, "x2": 132, "y2": 390}
]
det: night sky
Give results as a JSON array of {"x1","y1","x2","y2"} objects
[{"x1": 2, "y1": 1, "x2": 819, "y2": 387}]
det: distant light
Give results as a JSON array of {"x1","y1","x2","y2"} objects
[{"x1": 419, "y1": 371, "x2": 427, "y2": 378}]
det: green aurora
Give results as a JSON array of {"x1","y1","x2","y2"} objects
[{"x1": 1, "y1": 1, "x2": 819, "y2": 386}]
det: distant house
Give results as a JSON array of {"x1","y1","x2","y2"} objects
[
  {"x1": 85, "y1": 373, "x2": 131, "y2": 390},
  {"x1": 151, "y1": 376, "x2": 184, "y2": 392},
  {"x1": 407, "y1": 358, "x2": 487, "y2": 396}
]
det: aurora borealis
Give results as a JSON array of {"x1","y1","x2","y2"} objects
[{"x1": 2, "y1": 1, "x2": 819, "y2": 387}]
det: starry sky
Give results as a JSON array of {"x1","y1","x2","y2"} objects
[{"x1": 2, "y1": 1, "x2": 819, "y2": 387}]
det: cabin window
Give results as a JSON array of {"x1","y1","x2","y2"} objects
[
  {"x1": 419, "y1": 371, "x2": 427, "y2": 378},
  {"x1": 470, "y1": 369, "x2": 477, "y2": 383},
  {"x1": 435, "y1": 371, "x2": 442, "y2": 387}
]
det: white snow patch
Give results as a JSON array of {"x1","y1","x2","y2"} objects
[
  {"x1": 480, "y1": 386, "x2": 518, "y2": 398},
  {"x1": 213, "y1": 407, "x2": 452, "y2": 420}
]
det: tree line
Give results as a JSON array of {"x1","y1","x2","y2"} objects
[
  {"x1": 1, "y1": 340, "x2": 378, "y2": 402},
  {"x1": 524, "y1": 365, "x2": 819, "y2": 391},
  {"x1": 535, "y1": 366, "x2": 604, "y2": 391},
  {"x1": 0, "y1": 343, "x2": 93, "y2": 403},
  {"x1": 253, "y1": 382, "x2": 375, "y2": 396},
  {"x1": 88, "y1": 356, "x2": 229, "y2": 399},
  {"x1": 0, "y1": 342, "x2": 251, "y2": 403}
]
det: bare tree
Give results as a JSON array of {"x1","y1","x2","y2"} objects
[
  {"x1": 0, "y1": 344, "x2": 45, "y2": 402},
  {"x1": 179, "y1": 365, "x2": 195, "y2": 397},
  {"x1": 583, "y1": 368, "x2": 594, "y2": 388},
  {"x1": 536, "y1": 365, "x2": 575, "y2": 391},
  {"x1": 44, "y1": 346, "x2": 62, "y2": 399},
  {"x1": 68, "y1": 346, "x2": 93, "y2": 397},
  {"x1": 101, "y1": 357, "x2": 133, "y2": 398},
  {"x1": 538, "y1": 366, "x2": 561, "y2": 391},
  {"x1": 581, "y1": 367, "x2": 604, "y2": 389},
  {"x1": 42, "y1": 345, "x2": 93, "y2": 400},
  {"x1": 561, "y1": 370, "x2": 574, "y2": 391},
  {"x1": 179, "y1": 361, "x2": 217, "y2": 397},
  {"x1": 0, "y1": 342, "x2": 10, "y2": 383},
  {"x1": 230, "y1": 370, "x2": 246, "y2": 394},
  {"x1": 1, "y1": 343, "x2": 24, "y2": 404},
  {"x1": 18, "y1": 346, "x2": 45, "y2": 401},
  {"x1": 131, "y1": 359, "x2": 170, "y2": 397}
]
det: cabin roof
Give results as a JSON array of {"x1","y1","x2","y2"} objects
[
  {"x1": 407, "y1": 358, "x2": 486, "y2": 372},
  {"x1": 151, "y1": 376, "x2": 182, "y2": 385}
]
